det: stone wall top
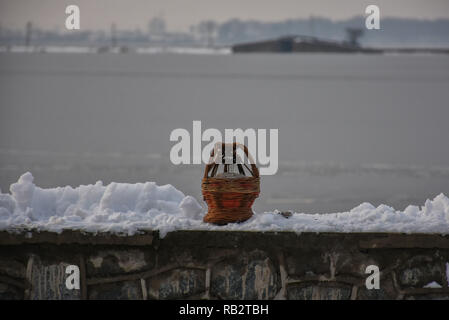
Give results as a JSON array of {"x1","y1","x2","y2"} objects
[{"x1": 1, "y1": 230, "x2": 449, "y2": 249}]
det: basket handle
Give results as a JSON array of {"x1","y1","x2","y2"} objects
[{"x1": 203, "y1": 142, "x2": 259, "y2": 179}]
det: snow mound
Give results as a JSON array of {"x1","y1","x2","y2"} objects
[
  {"x1": 423, "y1": 281, "x2": 442, "y2": 289},
  {"x1": 1, "y1": 172, "x2": 449, "y2": 238},
  {"x1": 0, "y1": 172, "x2": 203, "y2": 237}
]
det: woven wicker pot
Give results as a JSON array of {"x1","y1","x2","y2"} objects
[{"x1": 202, "y1": 143, "x2": 260, "y2": 225}]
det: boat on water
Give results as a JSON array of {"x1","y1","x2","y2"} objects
[{"x1": 232, "y1": 35, "x2": 382, "y2": 54}]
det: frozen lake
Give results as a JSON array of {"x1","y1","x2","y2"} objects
[{"x1": 1, "y1": 52, "x2": 449, "y2": 213}]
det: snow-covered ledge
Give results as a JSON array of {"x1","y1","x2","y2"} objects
[
  {"x1": 2, "y1": 173, "x2": 449, "y2": 236},
  {"x1": 1, "y1": 173, "x2": 449, "y2": 300}
]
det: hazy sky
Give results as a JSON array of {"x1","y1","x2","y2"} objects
[{"x1": 1, "y1": 0, "x2": 449, "y2": 31}]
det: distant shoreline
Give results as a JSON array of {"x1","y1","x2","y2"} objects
[{"x1": 1, "y1": 45, "x2": 449, "y2": 55}]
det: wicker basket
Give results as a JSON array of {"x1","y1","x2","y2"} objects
[{"x1": 202, "y1": 142, "x2": 260, "y2": 225}]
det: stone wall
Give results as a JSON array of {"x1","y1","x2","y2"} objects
[{"x1": 0, "y1": 231, "x2": 448, "y2": 300}]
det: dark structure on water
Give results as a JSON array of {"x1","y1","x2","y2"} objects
[{"x1": 232, "y1": 34, "x2": 382, "y2": 54}]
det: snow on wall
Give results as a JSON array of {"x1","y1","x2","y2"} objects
[{"x1": 0, "y1": 172, "x2": 449, "y2": 238}]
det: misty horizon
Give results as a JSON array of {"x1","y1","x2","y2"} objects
[
  {"x1": 1, "y1": 0, "x2": 449, "y2": 32},
  {"x1": 1, "y1": 14, "x2": 449, "y2": 34},
  {"x1": 2, "y1": 14, "x2": 449, "y2": 49}
]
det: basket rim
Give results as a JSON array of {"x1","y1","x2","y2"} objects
[{"x1": 202, "y1": 176, "x2": 259, "y2": 181}]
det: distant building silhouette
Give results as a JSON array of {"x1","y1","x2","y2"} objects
[
  {"x1": 111, "y1": 23, "x2": 117, "y2": 47},
  {"x1": 346, "y1": 28, "x2": 364, "y2": 47},
  {"x1": 25, "y1": 21, "x2": 32, "y2": 47},
  {"x1": 148, "y1": 16, "x2": 166, "y2": 37}
]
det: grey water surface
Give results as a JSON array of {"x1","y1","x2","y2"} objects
[{"x1": 1, "y1": 52, "x2": 449, "y2": 213}]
